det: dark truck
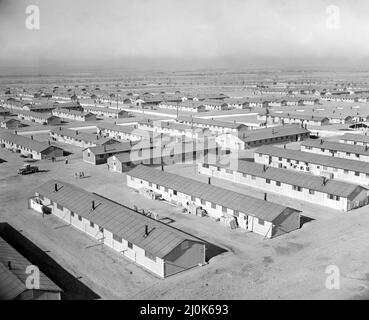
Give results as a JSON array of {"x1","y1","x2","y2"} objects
[{"x1": 17, "y1": 164, "x2": 39, "y2": 175}]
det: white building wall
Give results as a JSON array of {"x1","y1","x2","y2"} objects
[
  {"x1": 254, "y1": 153, "x2": 369, "y2": 185},
  {"x1": 301, "y1": 145, "x2": 369, "y2": 162},
  {"x1": 31, "y1": 194, "x2": 165, "y2": 277},
  {"x1": 127, "y1": 175, "x2": 274, "y2": 237},
  {"x1": 198, "y1": 164, "x2": 348, "y2": 211}
]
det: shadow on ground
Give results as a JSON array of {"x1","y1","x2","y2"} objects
[
  {"x1": 300, "y1": 215, "x2": 315, "y2": 228},
  {"x1": 0, "y1": 222, "x2": 100, "y2": 300}
]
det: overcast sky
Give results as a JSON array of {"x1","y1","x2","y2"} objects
[{"x1": 1, "y1": 0, "x2": 369, "y2": 71}]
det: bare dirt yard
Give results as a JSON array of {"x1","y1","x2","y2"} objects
[{"x1": 1, "y1": 142, "x2": 369, "y2": 300}]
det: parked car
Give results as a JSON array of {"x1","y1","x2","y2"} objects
[{"x1": 17, "y1": 164, "x2": 39, "y2": 175}]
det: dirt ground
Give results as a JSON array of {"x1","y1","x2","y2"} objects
[{"x1": 1, "y1": 134, "x2": 369, "y2": 300}]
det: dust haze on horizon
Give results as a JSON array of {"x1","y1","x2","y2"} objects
[{"x1": 1, "y1": 0, "x2": 369, "y2": 73}]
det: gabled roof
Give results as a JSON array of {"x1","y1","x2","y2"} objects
[
  {"x1": 84, "y1": 142, "x2": 133, "y2": 155},
  {"x1": 206, "y1": 160, "x2": 364, "y2": 198},
  {"x1": 83, "y1": 105, "x2": 128, "y2": 114},
  {"x1": 302, "y1": 139, "x2": 369, "y2": 156},
  {"x1": 26, "y1": 104, "x2": 56, "y2": 111},
  {"x1": 56, "y1": 101, "x2": 81, "y2": 109},
  {"x1": 0, "y1": 236, "x2": 62, "y2": 299},
  {"x1": 14, "y1": 110, "x2": 56, "y2": 120},
  {"x1": 255, "y1": 145, "x2": 369, "y2": 174},
  {"x1": 240, "y1": 125, "x2": 310, "y2": 143},
  {"x1": 0, "y1": 132, "x2": 60, "y2": 153},
  {"x1": 35, "y1": 180, "x2": 203, "y2": 259},
  {"x1": 266, "y1": 112, "x2": 328, "y2": 122},
  {"x1": 98, "y1": 123, "x2": 168, "y2": 140},
  {"x1": 53, "y1": 109, "x2": 94, "y2": 117},
  {"x1": 2, "y1": 119, "x2": 21, "y2": 124},
  {"x1": 50, "y1": 128, "x2": 116, "y2": 145},
  {"x1": 111, "y1": 140, "x2": 218, "y2": 163},
  {"x1": 341, "y1": 133, "x2": 369, "y2": 144},
  {"x1": 139, "y1": 119, "x2": 208, "y2": 133},
  {"x1": 0, "y1": 263, "x2": 26, "y2": 300},
  {"x1": 178, "y1": 116, "x2": 247, "y2": 130},
  {"x1": 128, "y1": 165, "x2": 300, "y2": 222}
]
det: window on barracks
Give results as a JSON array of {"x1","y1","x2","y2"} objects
[
  {"x1": 128, "y1": 241, "x2": 133, "y2": 249},
  {"x1": 145, "y1": 251, "x2": 156, "y2": 261},
  {"x1": 113, "y1": 233, "x2": 122, "y2": 243},
  {"x1": 90, "y1": 221, "x2": 94, "y2": 228},
  {"x1": 258, "y1": 218, "x2": 265, "y2": 226}
]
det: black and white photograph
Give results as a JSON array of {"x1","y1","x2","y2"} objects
[{"x1": 0, "y1": 0, "x2": 369, "y2": 307}]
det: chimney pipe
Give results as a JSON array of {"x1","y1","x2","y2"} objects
[
  {"x1": 92, "y1": 200, "x2": 95, "y2": 210},
  {"x1": 7, "y1": 261, "x2": 12, "y2": 270},
  {"x1": 323, "y1": 177, "x2": 327, "y2": 186},
  {"x1": 54, "y1": 183, "x2": 58, "y2": 192},
  {"x1": 144, "y1": 225, "x2": 148, "y2": 237}
]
